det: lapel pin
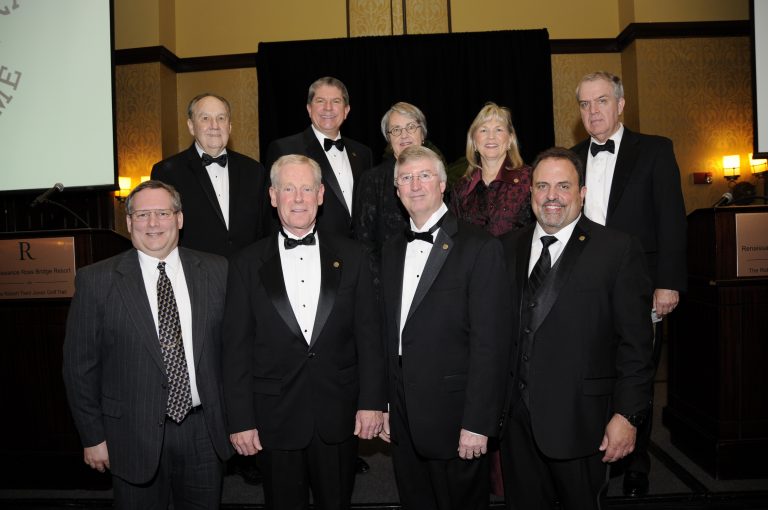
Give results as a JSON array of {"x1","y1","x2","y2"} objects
[
  {"x1": 579, "y1": 235, "x2": 586, "y2": 241},
  {"x1": 333, "y1": 261, "x2": 340, "y2": 268},
  {"x1": 442, "y1": 243, "x2": 449, "y2": 250}
]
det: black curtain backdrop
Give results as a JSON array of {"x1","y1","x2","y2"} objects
[{"x1": 257, "y1": 29, "x2": 554, "y2": 167}]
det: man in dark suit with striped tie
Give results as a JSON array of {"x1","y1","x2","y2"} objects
[
  {"x1": 499, "y1": 147, "x2": 655, "y2": 510},
  {"x1": 63, "y1": 180, "x2": 232, "y2": 509}
]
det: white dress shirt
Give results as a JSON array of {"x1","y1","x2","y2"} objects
[
  {"x1": 137, "y1": 247, "x2": 201, "y2": 407},
  {"x1": 398, "y1": 203, "x2": 448, "y2": 354},
  {"x1": 278, "y1": 228, "x2": 321, "y2": 344},
  {"x1": 312, "y1": 125, "x2": 354, "y2": 213},
  {"x1": 527, "y1": 215, "x2": 581, "y2": 277},
  {"x1": 584, "y1": 124, "x2": 624, "y2": 226},
  {"x1": 195, "y1": 143, "x2": 230, "y2": 229}
]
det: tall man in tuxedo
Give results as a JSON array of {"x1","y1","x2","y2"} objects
[
  {"x1": 499, "y1": 148, "x2": 655, "y2": 510},
  {"x1": 152, "y1": 93, "x2": 272, "y2": 258},
  {"x1": 378, "y1": 145, "x2": 511, "y2": 510},
  {"x1": 265, "y1": 77, "x2": 373, "y2": 238},
  {"x1": 63, "y1": 180, "x2": 232, "y2": 509},
  {"x1": 223, "y1": 154, "x2": 386, "y2": 510},
  {"x1": 571, "y1": 71, "x2": 687, "y2": 496}
]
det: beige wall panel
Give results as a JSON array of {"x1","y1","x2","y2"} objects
[
  {"x1": 551, "y1": 53, "x2": 622, "y2": 148},
  {"x1": 620, "y1": 42, "x2": 640, "y2": 130},
  {"x1": 349, "y1": 0, "x2": 400, "y2": 36},
  {"x1": 632, "y1": 0, "x2": 748, "y2": 24},
  {"x1": 176, "y1": 69, "x2": 261, "y2": 161},
  {"x1": 158, "y1": 0, "x2": 176, "y2": 51},
  {"x1": 406, "y1": 0, "x2": 448, "y2": 34},
  {"x1": 115, "y1": 63, "x2": 164, "y2": 182},
  {"x1": 450, "y1": 0, "x2": 620, "y2": 39},
  {"x1": 114, "y1": 0, "x2": 160, "y2": 49},
  {"x1": 634, "y1": 37, "x2": 752, "y2": 213},
  {"x1": 174, "y1": 0, "x2": 347, "y2": 57},
  {"x1": 160, "y1": 66, "x2": 179, "y2": 159}
]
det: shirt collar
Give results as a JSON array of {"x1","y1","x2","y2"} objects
[
  {"x1": 410, "y1": 203, "x2": 448, "y2": 233},
  {"x1": 532, "y1": 214, "x2": 581, "y2": 247},
  {"x1": 590, "y1": 123, "x2": 624, "y2": 151},
  {"x1": 137, "y1": 246, "x2": 181, "y2": 273},
  {"x1": 194, "y1": 142, "x2": 227, "y2": 159},
  {"x1": 311, "y1": 125, "x2": 341, "y2": 145},
  {"x1": 465, "y1": 157, "x2": 524, "y2": 194}
]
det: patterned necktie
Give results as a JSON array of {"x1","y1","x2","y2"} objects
[
  {"x1": 157, "y1": 262, "x2": 192, "y2": 423},
  {"x1": 528, "y1": 236, "x2": 558, "y2": 295}
]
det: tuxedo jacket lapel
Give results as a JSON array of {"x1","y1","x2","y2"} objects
[
  {"x1": 406, "y1": 213, "x2": 456, "y2": 323},
  {"x1": 309, "y1": 240, "x2": 341, "y2": 348},
  {"x1": 302, "y1": 128, "x2": 350, "y2": 217},
  {"x1": 185, "y1": 145, "x2": 227, "y2": 227},
  {"x1": 180, "y1": 249, "x2": 208, "y2": 368},
  {"x1": 114, "y1": 251, "x2": 165, "y2": 373},
  {"x1": 259, "y1": 236, "x2": 304, "y2": 342},
  {"x1": 608, "y1": 128, "x2": 639, "y2": 219},
  {"x1": 528, "y1": 220, "x2": 590, "y2": 332}
]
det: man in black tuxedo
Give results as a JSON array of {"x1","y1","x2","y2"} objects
[
  {"x1": 571, "y1": 71, "x2": 687, "y2": 496},
  {"x1": 378, "y1": 145, "x2": 511, "y2": 510},
  {"x1": 63, "y1": 180, "x2": 232, "y2": 509},
  {"x1": 152, "y1": 93, "x2": 272, "y2": 258},
  {"x1": 499, "y1": 148, "x2": 655, "y2": 510},
  {"x1": 265, "y1": 77, "x2": 373, "y2": 238},
  {"x1": 222, "y1": 154, "x2": 386, "y2": 510}
]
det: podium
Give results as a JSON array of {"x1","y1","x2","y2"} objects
[
  {"x1": 663, "y1": 205, "x2": 768, "y2": 479},
  {"x1": 0, "y1": 229, "x2": 130, "y2": 488}
]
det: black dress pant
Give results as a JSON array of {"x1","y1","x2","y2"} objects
[
  {"x1": 500, "y1": 400, "x2": 606, "y2": 510},
  {"x1": 112, "y1": 409, "x2": 224, "y2": 510},
  {"x1": 390, "y1": 360, "x2": 489, "y2": 510},
  {"x1": 258, "y1": 432, "x2": 357, "y2": 510}
]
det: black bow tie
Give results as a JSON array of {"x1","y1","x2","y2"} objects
[
  {"x1": 405, "y1": 215, "x2": 445, "y2": 244},
  {"x1": 323, "y1": 138, "x2": 345, "y2": 152},
  {"x1": 202, "y1": 153, "x2": 227, "y2": 166},
  {"x1": 281, "y1": 228, "x2": 317, "y2": 249},
  {"x1": 590, "y1": 139, "x2": 615, "y2": 156}
]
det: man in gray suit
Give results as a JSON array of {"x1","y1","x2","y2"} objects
[{"x1": 63, "y1": 180, "x2": 232, "y2": 509}]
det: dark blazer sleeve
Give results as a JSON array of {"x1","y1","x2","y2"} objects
[
  {"x1": 349, "y1": 241, "x2": 388, "y2": 411},
  {"x1": 462, "y1": 236, "x2": 513, "y2": 436},
  {"x1": 62, "y1": 265, "x2": 108, "y2": 448},
  {"x1": 646, "y1": 136, "x2": 687, "y2": 291},
  {"x1": 611, "y1": 235, "x2": 656, "y2": 415},
  {"x1": 221, "y1": 247, "x2": 260, "y2": 433}
]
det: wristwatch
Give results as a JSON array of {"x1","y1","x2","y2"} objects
[{"x1": 619, "y1": 412, "x2": 646, "y2": 427}]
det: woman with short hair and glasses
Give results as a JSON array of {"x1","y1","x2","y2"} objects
[{"x1": 353, "y1": 102, "x2": 440, "y2": 289}]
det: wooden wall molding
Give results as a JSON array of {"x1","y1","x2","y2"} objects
[{"x1": 114, "y1": 20, "x2": 750, "y2": 71}]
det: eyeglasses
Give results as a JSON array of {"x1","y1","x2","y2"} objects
[
  {"x1": 129, "y1": 209, "x2": 178, "y2": 222},
  {"x1": 387, "y1": 123, "x2": 421, "y2": 137},
  {"x1": 395, "y1": 172, "x2": 437, "y2": 186}
]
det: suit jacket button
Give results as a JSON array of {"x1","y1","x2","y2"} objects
[
  {"x1": 308, "y1": 352, "x2": 315, "y2": 359},
  {"x1": 518, "y1": 381, "x2": 526, "y2": 390},
  {"x1": 523, "y1": 327, "x2": 531, "y2": 334},
  {"x1": 522, "y1": 354, "x2": 529, "y2": 362},
  {"x1": 158, "y1": 420, "x2": 164, "y2": 427},
  {"x1": 529, "y1": 302, "x2": 536, "y2": 308}
]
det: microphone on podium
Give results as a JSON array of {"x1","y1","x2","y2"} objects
[
  {"x1": 30, "y1": 182, "x2": 64, "y2": 208},
  {"x1": 711, "y1": 192, "x2": 733, "y2": 208}
]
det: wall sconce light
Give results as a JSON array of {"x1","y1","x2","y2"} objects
[
  {"x1": 115, "y1": 176, "x2": 132, "y2": 202},
  {"x1": 722, "y1": 155, "x2": 741, "y2": 182},
  {"x1": 140, "y1": 175, "x2": 151, "y2": 183},
  {"x1": 749, "y1": 153, "x2": 767, "y2": 177}
]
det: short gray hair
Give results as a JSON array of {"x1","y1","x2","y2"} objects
[
  {"x1": 125, "y1": 180, "x2": 182, "y2": 214},
  {"x1": 380, "y1": 102, "x2": 428, "y2": 141},
  {"x1": 394, "y1": 145, "x2": 447, "y2": 184},
  {"x1": 270, "y1": 154, "x2": 322, "y2": 188},
  {"x1": 575, "y1": 71, "x2": 624, "y2": 101}
]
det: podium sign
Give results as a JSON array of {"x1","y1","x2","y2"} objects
[
  {"x1": 0, "y1": 237, "x2": 76, "y2": 299},
  {"x1": 735, "y1": 212, "x2": 768, "y2": 277}
]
